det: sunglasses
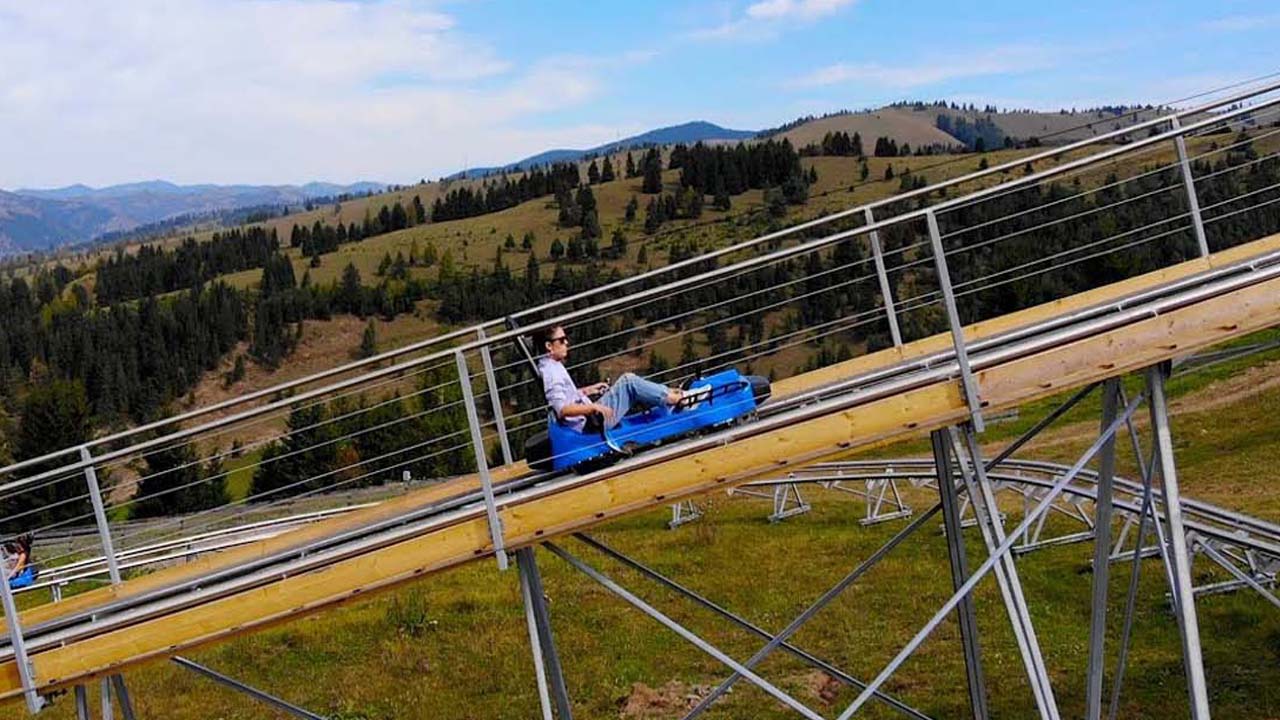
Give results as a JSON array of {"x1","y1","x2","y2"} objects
[{"x1": 549, "y1": 335, "x2": 570, "y2": 346}]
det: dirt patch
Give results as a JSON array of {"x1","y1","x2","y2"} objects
[
  {"x1": 1167, "y1": 359, "x2": 1280, "y2": 415},
  {"x1": 619, "y1": 681, "x2": 722, "y2": 718},
  {"x1": 793, "y1": 669, "x2": 843, "y2": 705}
]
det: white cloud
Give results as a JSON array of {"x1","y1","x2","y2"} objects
[
  {"x1": 1202, "y1": 13, "x2": 1280, "y2": 32},
  {"x1": 791, "y1": 45, "x2": 1058, "y2": 89},
  {"x1": 0, "y1": 0, "x2": 632, "y2": 188},
  {"x1": 691, "y1": 0, "x2": 856, "y2": 41},
  {"x1": 746, "y1": 0, "x2": 855, "y2": 20}
]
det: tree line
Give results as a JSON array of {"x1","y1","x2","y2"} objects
[{"x1": 95, "y1": 227, "x2": 279, "y2": 304}]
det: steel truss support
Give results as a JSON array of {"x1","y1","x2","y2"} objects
[
  {"x1": 77, "y1": 675, "x2": 136, "y2": 720},
  {"x1": 819, "y1": 469, "x2": 913, "y2": 525},
  {"x1": 726, "y1": 479, "x2": 811, "y2": 522},
  {"x1": 680, "y1": 499, "x2": 947, "y2": 720},
  {"x1": 1190, "y1": 535, "x2": 1280, "y2": 610},
  {"x1": 172, "y1": 656, "x2": 325, "y2": 719},
  {"x1": 950, "y1": 426, "x2": 1061, "y2": 720},
  {"x1": 931, "y1": 430, "x2": 990, "y2": 720},
  {"x1": 1085, "y1": 380, "x2": 1121, "y2": 720},
  {"x1": 833, "y1": 389, "x2": 1145, "y2": 719},
  {"x1": 575, "y1": 534, "x2": 932, "y2": 720},
  {"x1": 543, "y1": 542, "x2": 826, "y2": 720},
  {"x1": 517, "y1": 547, "x2": 573, "y2": 720},
  {"x1": 668, "y1": 500, "x2": 704, "y2": 529},
  {"x1": 770, "y1": 482, "x2": 810, "y2": 522},
  {"x1": 1145, "y1": 363, "x2": 1211, "y2": 719}
]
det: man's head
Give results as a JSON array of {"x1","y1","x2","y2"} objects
[{"x1": 537, "y1": 324, "x2": 571, "y2": 361}]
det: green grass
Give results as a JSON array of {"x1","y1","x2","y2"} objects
[{"x1": 10, "y1": 353, "x2": 1280, "y2": 719}]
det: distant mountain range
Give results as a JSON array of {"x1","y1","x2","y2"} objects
[
  {"x1": 450, "y1": 120, "x2": 757, "y2": 178},
  {"x1": 0, "y1": 180, "x2": 385, "y2": 256}
]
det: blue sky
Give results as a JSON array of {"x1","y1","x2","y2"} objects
[{"x1": 1, "y1": 0, "x2": 1276, "y2": 188}]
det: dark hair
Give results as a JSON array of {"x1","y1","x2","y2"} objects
[{"x1": 535, "y1": 324, "x2": 565, "y2": 351}]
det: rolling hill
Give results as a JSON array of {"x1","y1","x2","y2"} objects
[
  {"x1": 0, "y1": 181, "x2": 384, "y2": 257},
  {"x1": 453, "y1": 120, "x2": 758, "y2": 178}
]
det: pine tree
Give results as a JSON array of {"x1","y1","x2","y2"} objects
[
  {"x1": 358, "y1": 320, "x2": 378, "y2": 359},
  {"x1": 521, "y1": 231, "x2": 535, "y2": 251},
  {"x1": 550, "y1": 238, "x2": 565, "y2": 260},
  {"x1": 610, "y1": 228, "x2": 628, "y2": 258},
  {"x1": 423, "y1": 242, "x2": 438, "y2": 266},
  {"x1": 625, "y1": 152, "x2": 637, "y2": 178},
  {"x1": 641, "y1": 149, "x2": 663, "y2": 193},
  {"x1": 625, "y1": 195, "x2": 639, "y2": 222},
  {"x1": 504, "y1": 233, "x2": 516, "y2": 250},
  {"x1": 601, "y1": 157, "x2": 616, "y2": 182},
  {"x1": 587, "y1": 160, "x2": 601, "y2": 185}
]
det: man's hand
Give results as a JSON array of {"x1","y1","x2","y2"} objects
[
  {"x1": 593, "y1": 403, "x2": 614, "y2": 424},
  {"x1": 585, "y1": 381, "x2": 609, "y2": 395}
]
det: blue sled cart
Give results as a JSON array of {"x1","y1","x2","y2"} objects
[{"x1": 525, "y1": 368, "x2": 771, "y2": 473}]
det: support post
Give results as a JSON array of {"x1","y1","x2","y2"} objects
[
  {"x1": 110, "y1": 674, "x2": 137, "y2": 720},
  {"x1": 0, "y1": 545, "x2": 43, "y2": 713},
  {"x1": 931, "y1": 430, "x2": 989, "y2": 720},
  {"x1": 1145, "y1": 364, "x2": 1210, "y2": 719},
  {"x1": 517, "y1": 547, "x2": 573, "y2": 720},
  {"x1": 75, "y1": 685, "x2": 89, "y2": 720},
  {"x1": 81, "y1": 445, "x2": 122, "y2": 585},
  {"x1": 454, "y1": 350, "x2": 510, "y2": 571},
  {"x1": 925, "y1": 210, "x2": 984, "y2": 432},
  {"x1": 836, "y1": 393, "x2": 1143, "y2": 719},
  {"x1": 865, "y1": 207, "x2": 903, "y2": 347},
  {"x1": 1170, "y1": 117, "x2": 1210, "y2": 258},
  {"x1": 99, "y1": 678, "x2": 113, "y2": 720},
  {"x1": 953, "y1": 427, "x2": 1059, "y2": 720},
  {"x1": 82, "y1": 446, "x2": 140, "y2": 713},
  {"x1": 1086, "y1": 379, "x2": 1120, "y2": 719},
  {"x1": 477, "y1": 327, "x2": 514, "y2": 467}
]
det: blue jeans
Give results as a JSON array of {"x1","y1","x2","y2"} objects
[{"x1": 597, "y1": 373, "x2": 670, "y2": 429}]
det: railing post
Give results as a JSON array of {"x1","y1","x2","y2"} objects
[
  {"x1": 865, "y1": 208, "x2": 903, "y2": 348},
  {"x1": 925, "y1": 210, "x2": 985, "y2": 432},
  {"x1": 80, "y1": 446, "x2": 122, "y2": 585},
  {"x1": 477, "y1": 327, "x2": 514, "y2": 467},
  {"x1": 0, "y1": 544, "x2": 43, "y2": 713},
  {"x1": 455, "y1": 350, "x2": 510, "y2": 570},
  {"x1": 1170, "y1": 116, "x2": 1210, "y2": 258}
]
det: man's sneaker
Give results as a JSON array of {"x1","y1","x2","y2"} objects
[{"x1": 680, "y1": 384, "x2": 713, "y2": 411}]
